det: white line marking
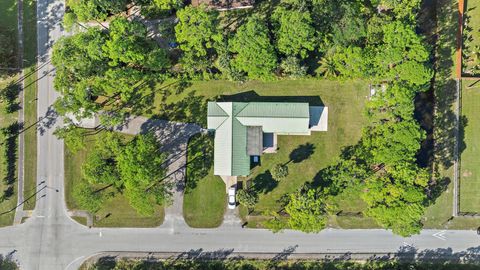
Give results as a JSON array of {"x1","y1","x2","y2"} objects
[{"x1": 433, "y1": 230, "x2": 447, "y2": 241}]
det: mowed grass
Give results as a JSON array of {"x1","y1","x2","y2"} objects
[
  {"x1": 459, "y1": 83, "x2": 480, "y2": 213},
  {"x1": 464, "y1": 0, "x2": 480, "y2": 73},
  {"x1": 22, "y1": 0, "x2": 38, "y2": 211},
  {"x1": 157, "y1": 79, "x2": 371, "y2": 228},
  {"x1": 183, "y1": 134, "x2": 226, "y2": 228},
  {"x1": 0, "y1": 0, "x2": 19, "y2": 227},
  {"x1": 64, "y1": 133, "x2": 165, "y2": 228}
]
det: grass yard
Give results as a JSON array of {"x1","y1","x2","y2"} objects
[
  {"x1": 158, "y1": 79, "x2": 372, "y2": 228},
  {"x1": 22, "y1": 0, "x2": 38, "y2": 211},
  {"x1": 463, "y1": 0, "x2": 480, "y2": 75},
  {"x1": 459, "y1": 82, "x2": 480, "y2": 213},
  {"x1": 0, "y1": 0, "x2": 19, "y2": 227},
  {"x1": 64, "y1": 132, "x2": 165, "y2": 228},
  {"x1": 183, "y1": 133, "x2": 226, "y2": 228}
]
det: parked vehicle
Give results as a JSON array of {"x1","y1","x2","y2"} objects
[{"x1": 228, "y1": 187, "x2": 236, "y2": 209}]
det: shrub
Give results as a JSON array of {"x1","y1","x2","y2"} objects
[{"x1": 271, "y1": 164, "x2": 289, "y2": 181}]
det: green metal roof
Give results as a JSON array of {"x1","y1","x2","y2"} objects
[{"x1": 207, "y1": 101, "x2": 311, "y2": 176}]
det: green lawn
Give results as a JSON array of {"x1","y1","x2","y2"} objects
[
  {"x1": 22, "y1": 0, "x2": 38, "y2": 211},
  {"x1": 183, "y1": 133, "x2": 226, "y2": 228},
  {"x1": 0, "y1": 0, "x2": 19, "y2": 227},
  {"x1": 64, "y1": 132, "x2": 165, "y2": 228},
  {"x1": 459, "y1": 82, "x2": 480, "y2": 213},
  {"x1": 160, "y1": 79, "x2": 372, "y2": 228}
]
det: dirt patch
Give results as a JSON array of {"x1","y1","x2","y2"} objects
[{"x1": 462, "y1": 170, "x2": 472, "y2": 177}]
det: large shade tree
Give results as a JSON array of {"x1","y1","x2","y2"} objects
[{"x1": 229, "y1": 16, "x2": 277, "y2": 79}]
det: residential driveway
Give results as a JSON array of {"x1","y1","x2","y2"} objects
[{"x1": 114, "y1": 116, "x2": 204, "y2": 228}]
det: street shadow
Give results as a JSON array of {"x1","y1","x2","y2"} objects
[
  {"x1": 219, "y1": 90, "x2": 324, "y2": 106},
  {"x1": 287, "y1": 143, "x2": 315, "y2": 164}
]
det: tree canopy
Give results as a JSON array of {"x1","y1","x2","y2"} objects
[
  {"x1": 229, "y1": 16, "x2": 277, "y2": 79},
  {"x1": 77, "y1": 132, "x2": 168, "y2": 216}
]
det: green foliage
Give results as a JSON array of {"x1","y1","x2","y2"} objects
[
  {"x1": 153, "y1": 0, "x2": 183, "y2": 12},
  {"x1": 175, "y1": 5, "x2": 221, "y2": 77},
  {"x1": 332, "y1": 46, "x2": 371, "y2": 78},
  {"x1": 285, "y1": 189, "x2": 327, "y2": 233},
  {"x1": 52, "y1": 18, "x2": 168, "y2": 127},
  {"x1": 237, "y1": 189, "x2": 258, "y2": 210},
  {"x1": 272, "y1": 6, "x2": 316, "y2": 58},
  {"x1": 270, "y1": 164, "x2": 289, "y2": 181},
  {"x1": 72, "y1": 182, "x2": 110, "y2": 213},
  {"x1": 229, "y1": 16, "x2": 277, "y2": 80},
  {"x1": 104, "y1": 17, "x2": 170, "y2": 70},
  {"x1": 117, "y1": 133, "x2": 168, "y2": 216},
  {"x1": 362, "y1": 163, "x2": 429, "y2": 236},
  {"x1": 62, "y1": 12, "x2": 77, "y2": 32},
  {"x1": 53, "y1": 121, "x2": 88, "y2": 153},
  {"x1": 280, "y1": 57, "x2": 307, "y2": 79},
  {"x1": 68, "y1": 0, "x2": 128, "y2": 22},
  {"x1": 78, "y1": 132, "x2": 168, "y2": 216},
  {"x1": 373, "y1": 0, "x2": 421, "y2": 21},
  {"x1": 331, "y1": 4, "x2": 367, "y2": 46}
]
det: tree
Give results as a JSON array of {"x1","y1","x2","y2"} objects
[
  {"x1": 104, "y1": 17, "x2": 170, "y2": 70},
  {"x1": 152, "y1": 0, "x2": 183, "y2": 12},
  {"x1": 175, "y1": 5, "x2": 221, "y2": 76},
  {"x1": 332, "y1": 46, "x2": 371, "y2": 78},
  {"x1": 68, "y1": 0, "x2": 128, "y2": 22},
  {"x1": 362, "y1": 163, "x2": 429, "y2": 236},
  {"x1": 373, "y1": 0, "x2": 421, "y2": 21},
  {"x1": 52, "y1": 19, "x2": 168, "y2": 128},
  {"x1": 53, "y1": 122, "x2": 88, "y2": 153},
  {"x1": 116, "y1": 133, "x2": 168, "y2": 216},
  {"x1": 229, "y1": 16, "x2": 277, "y2": 79},
  {"x1": 315, "y1": 55, "x2": 337, "y2": 78},
  {"x1": 272, "y1": 7, "x2": 316, "y2": 58},
  {"x1": 285, "y1": 189, "x2": 327, "y2": 233},
  {"x1": 270, "y1": 164, "x2": 289, "y2": 181},
  {"x1": 237, "y1": 189, "x2": 258, "y2": 212},
  {"x1": 331, "y1": 4, "x2": 367, "y2": 46},
  {"x1": 373, "y1": 21, "x2": 432, "y2": 85}
]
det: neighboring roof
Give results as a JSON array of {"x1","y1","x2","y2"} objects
[
  {"x1": 247, "y1": 126, "x2": 263, "y2": 156},
  {"x1": 207, "y1": 102, "x2": 312, "y2": 176}
]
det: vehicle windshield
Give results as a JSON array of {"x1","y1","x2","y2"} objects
[{"x1": 228, "y1": 196, "x2": 235, "y2": 204}]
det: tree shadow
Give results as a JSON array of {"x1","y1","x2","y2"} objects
[
  {"x1": 287, "y1": 143, "x2": 315, "y2": 164},
  {"x1": 0, "y1": 82, "x2": 21, "y2": 113},
  {"x1": 1, "y1": 122, "x2": 19, "y2": 195},
  {"x1": 252, "y1": 170, "x2": 277, "y2": 194},
  {"x1": 153, "y1": 90, "x2": 208, "y2": 127},
  {"x1": 433, "y1": 0, "x2": 463, "y2": 170},
  {"x1": 185, "y1": 133, "x2": 214, "y2": 191}
]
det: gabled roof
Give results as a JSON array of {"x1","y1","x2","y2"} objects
[{"x1": 207, "y1": 102, "x2": 311, "y2": 176}]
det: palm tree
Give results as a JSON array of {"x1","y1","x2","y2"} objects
[{"x1": 316, "y1": 56, "x2": 337, "y2": 78}]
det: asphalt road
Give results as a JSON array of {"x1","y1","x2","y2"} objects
[{"x1": 0, "y1": 0, "x2": 478, "y2": 269}]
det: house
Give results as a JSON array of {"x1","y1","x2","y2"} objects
[
  {"x1": 207, "y1": 102, "x2": 328, "y2": 180},
  {"x1": 191, "y1": 0, "x2": 254, "y2": 10}
]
